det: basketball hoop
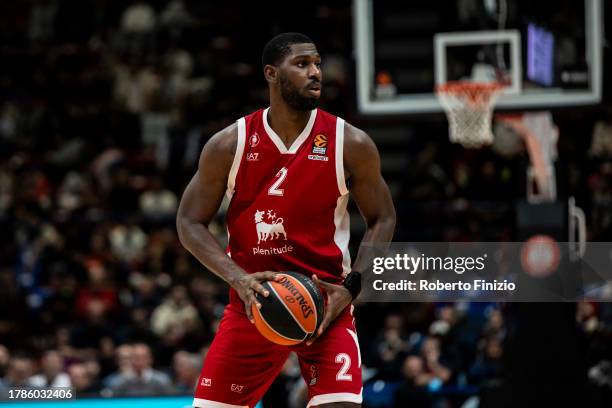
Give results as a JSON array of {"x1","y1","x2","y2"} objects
[{"x1": 436, "y1": 81, "x2": 504, "y2": 148}]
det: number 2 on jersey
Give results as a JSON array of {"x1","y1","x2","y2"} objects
[{"x1": 268, "y1": 167, "x2": 287, "y2": 196}]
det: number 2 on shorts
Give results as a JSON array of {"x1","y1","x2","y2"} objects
[{"x1": 335, "y1": 353, "x2": 352, "y2": 381}]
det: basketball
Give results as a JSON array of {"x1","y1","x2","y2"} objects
[{"x1": 252, "y1": 272, "x2": 325, "y2": 345}]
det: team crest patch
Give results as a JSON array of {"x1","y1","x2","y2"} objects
[
  {"x1": 249, "y1": 132, "x2": 260, "y2": 147},
  {"x1": 254, "y1": 210, "x2": 287, "y2": 244},
  {"x1": 312, "y1": 134, "x2": 327, "y2": 155}
]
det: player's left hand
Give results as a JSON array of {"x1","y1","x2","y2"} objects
[{"x1": 306, "y1": 274, "x2": 352, "y2": 346}]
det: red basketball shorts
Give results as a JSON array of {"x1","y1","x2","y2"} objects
[{"x1": 193, "y1": 305, "x2": 362, "y2": 408}]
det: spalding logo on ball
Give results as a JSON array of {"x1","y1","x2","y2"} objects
[{"x1": 252, "y1": 271, "x2": 325, "y2": 345}]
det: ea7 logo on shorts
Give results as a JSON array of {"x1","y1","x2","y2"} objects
[
  {"x1": 231, "y1": 384, "x2": 244, "y2": 393},
  {"x1": 247, "y1": 152, "x2": 259, "y2": 161},
  {"x1": 201, "y1": 378, "x2": 212, "y2": 387}
]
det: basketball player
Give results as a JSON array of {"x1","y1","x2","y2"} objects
[{"x1": 177, "y1": 33, "x2": 396, "y2": 408}]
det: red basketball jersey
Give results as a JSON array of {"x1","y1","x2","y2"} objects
[{"x1": 225, "y1": 107, "x2": 350, "y2": 311}]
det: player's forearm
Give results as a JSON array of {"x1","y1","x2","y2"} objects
[
  {"x1": 177, "y1": 218, "x2": 247, "y2": 287},
  {"x1": 351, "y1": 213, "x2": 396, "y2": 273}
]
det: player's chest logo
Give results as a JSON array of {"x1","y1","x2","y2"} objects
[
  {"x1": 249, "y1": 132, "x2": 260, "y2": 147},
  {"x1": 254, "y1": 210, "x2": 287, "y2": 244}
]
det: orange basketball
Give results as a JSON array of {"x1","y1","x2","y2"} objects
[{"x1": 252, "y1": 272, "x2": 325, "y2": 345}]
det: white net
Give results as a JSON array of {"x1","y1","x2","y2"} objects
[{"x1": 436, "y1": 82, "x2": 504, "y2": 148}]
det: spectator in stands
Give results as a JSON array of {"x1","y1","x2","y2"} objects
[
  {"x1": 483, "y1": 308, "x2": 505, "y2": 340},
  {"x1": 129, "y1": 273, "x2": 162, "y2": 312},
  {"x1": 0, "y1": 165, "x2": 13, "y2": 217},
  {"x1": 393, "y1": 355, "x2": 431, "y2": 408},
  {"x1": 577, "y1": 301, "x2": 599, "y2": 334},
  {"x1": 171, "y1": 350, "x2": 200, "y2": 393},
  {"x1": 28, "y1": 350, "x2": 71, "y2": 388},
  {"x1": 112, "y1": 53, "x2": 160, "y2": 114},
  {"x1": 428, "y1": 304, "x2": 465, "y2": 373},
  {"x1": 159, "y1": 0, "x2": 194, "y2": 36},
  {"x1": 69, "y1": 362, "x2": 100, "y2": 396},
  {"x1": 120, "y1": 0, "x2": 156, "y2": 34},
  {"x1": 75, "y1": 259, "x2": 118, "y2": 319},
  {"x1": 117, "y1": 307, "x2": 159, "y2": 345},
  {"x1": 420, "y1": 336, "x2": 452, "y2": 385},
  {"x1": 102, "y1": 344, "x2": 133, "y2": 389},
  {"x1": 108, "y1": 221, "x2": 148, "y2": 264},
  {"x1": 0, "y1": 354, "x2": 36, "y2": 389},
  {"x1": 98, "y1": 337, "x2": 117, "y2": 380},
  {"x1": 139, "y1": 174, "x2": 178, "y2": 220},
  {"x1": 151, "y1": 285, "x2": 200, "y2": 337},
  {"x1": 108, "y1": 343, "x2": 172, "y2": 396},
  {"x1": 468, "y1": 336, "x2": 503, "y2": 385},
  {"x1": 0, "y1": 346, "x2": 9, "y2": 378},
  {"x1": 369, "y1": 313, "x2": 412, "y2": 379}
]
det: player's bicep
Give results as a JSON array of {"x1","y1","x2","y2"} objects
[
  {"x1": 177, "y1": 129, "x2": 235, "y2": 226},
  {"x1": 178, "y1": 170, "x2": 226, "y2": 227},
  {"x1": 345, "y1": 128, "x2": 395, "y2": 226}
]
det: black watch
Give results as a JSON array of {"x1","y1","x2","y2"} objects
[{"x1": 342, "y1": 271, "x2": 362, "y2": 300}]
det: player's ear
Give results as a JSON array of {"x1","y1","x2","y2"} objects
[{"x1": 264, "y1": 65, "x2": 278, "y2": 84}]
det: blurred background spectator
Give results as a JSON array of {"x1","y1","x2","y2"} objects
[{"x1": 28, "y1": 350, "x2": 71, "y2": 388}]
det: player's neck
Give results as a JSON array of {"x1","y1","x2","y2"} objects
[{"x1": 267, "y1": 103, "x2": 313, "y2": 146}]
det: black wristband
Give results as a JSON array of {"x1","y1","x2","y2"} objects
[{"x1": 343, "y1": 271, "x2": 362, "y2": 300}]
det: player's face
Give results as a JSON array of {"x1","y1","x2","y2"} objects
[{"x1": 278, "y1": 43, "x2": 322, "y2": 111}]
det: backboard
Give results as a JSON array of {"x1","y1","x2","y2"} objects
[{"x1": 354, "y1": 0, "x2": 603, "y2": 114}]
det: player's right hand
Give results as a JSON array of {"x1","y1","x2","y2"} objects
[{"x1": 234, "y1": 272, "x2": 280, "y2": 323}]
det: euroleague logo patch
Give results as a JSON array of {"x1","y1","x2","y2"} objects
[
  {"x1": 309, "y1": 134, "x2": 328, "y2": 161},
  {"x1": 314, "y1": 134, "x2": 328, "y2": 147},
  {"x1": 312, "y1": 134, "x2": 327, "y2": 155}
]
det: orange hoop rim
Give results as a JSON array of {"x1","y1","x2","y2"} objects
[
  {"x1": 435, "y1": 80, "x2": 505, "y2": 94},
  {"x1": 436, "y1": 81, "x2": 505, "y2": 108}
]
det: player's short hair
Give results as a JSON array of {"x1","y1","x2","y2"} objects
[{"x1": 261, "y1": 32, "x2": 315, "y2": 68}]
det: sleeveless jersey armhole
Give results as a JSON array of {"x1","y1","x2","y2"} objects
[
  {"x1": 335, "y1": 118, "x2": 349, "y2": 196},
  {"x1": 226, "y1": 117, "x2": 246, "y2": 200}
]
